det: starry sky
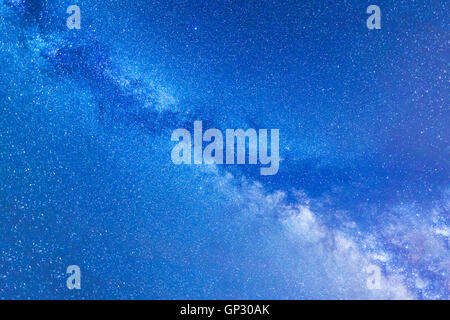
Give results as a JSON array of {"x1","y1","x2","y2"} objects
[{"x1": 0, "y1": 0, "x2": 449, "y2": 299}]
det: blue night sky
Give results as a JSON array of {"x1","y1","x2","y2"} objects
[{"x1": 0, "y1": 0, "x2": 449, "y2": 299}]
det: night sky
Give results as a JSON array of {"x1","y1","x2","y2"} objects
[{"x1": 0, "y1": 0, "x2": 449, "y2": 299}]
